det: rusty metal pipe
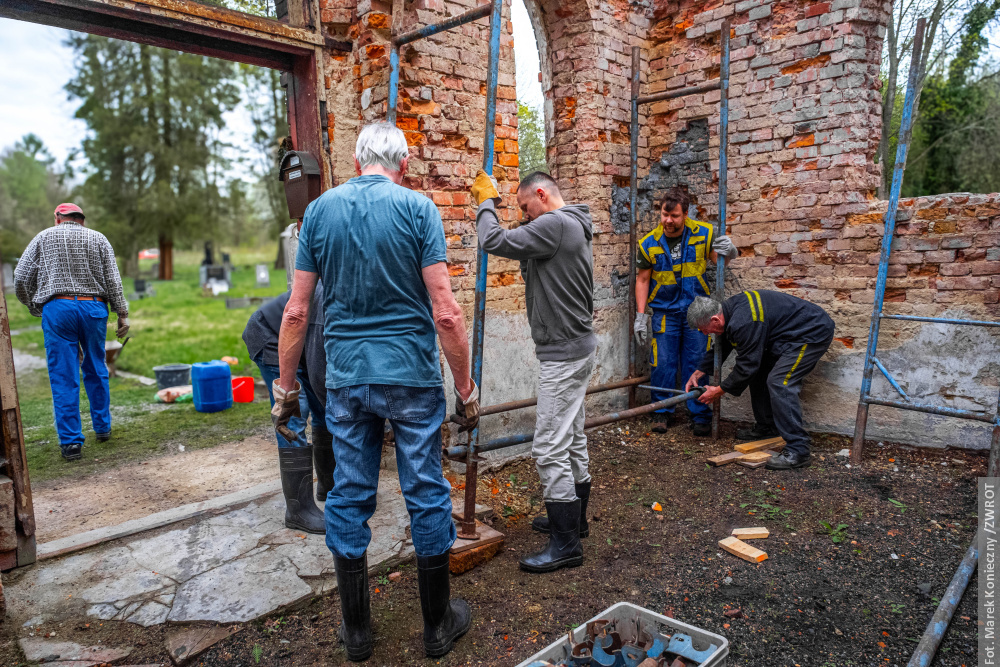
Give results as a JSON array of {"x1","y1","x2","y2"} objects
[
  {"x1": 392, "y1": 3, "x2": 491, "y2": 46},
  {"x1": 635, "y1": 81, "x2": 721, "y2": 105},
  {"x1": 475, "y1": 375, "x2": 651, "y2": 417},
  {"x1": 446, "y1": 388, "x2": 705, "y2": 457}
]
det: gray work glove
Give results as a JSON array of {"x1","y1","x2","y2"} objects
[
  {"x1": 116, "y1": 315, "x2": 130, "y2": 339},
  {"x1": 712, "y1": 235, "x2": 738, "y2": 260},
  {"x1": 270, "y1": 380, "x2": 301, "y2": 441},
  {"x1": 633, "y1": 312, "x2": 650, "y2": 347},
  {"x1": 451, "y1": 380, "x2": 480, "y2": 433}
]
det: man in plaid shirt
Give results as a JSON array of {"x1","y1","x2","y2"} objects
[{"x1": 14, "y1": 203, "x2": 129, "y2": 461}]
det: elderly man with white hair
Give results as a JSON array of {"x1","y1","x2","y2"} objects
[{"x1": 273, "y1": 123, "x2": 479, "y2": 661}]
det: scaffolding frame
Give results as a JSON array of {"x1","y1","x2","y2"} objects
[
  {"x1": 849, "y1": 17, "x2": 1000, "y2": 477},
  {"x1": 628, "y1": 20, "x2": 731, "y2": 439}
]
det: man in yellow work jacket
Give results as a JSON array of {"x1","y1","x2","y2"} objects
[{"x1": 634, "y1": 188, "x2": 737, "y2": 436}]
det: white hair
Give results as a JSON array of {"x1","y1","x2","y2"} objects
[
  {"x1": 355, "y1": 122, "x2": 409, "y2": 171},
  {"x1": 687, "y1": 296, "x2": 723, "y2": 329}
]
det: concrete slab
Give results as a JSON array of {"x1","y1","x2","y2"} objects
[
  {"x1": 7, "y1": 471, "x2": 421, "y2": 629},
  {"x1": 19, "y1": 638, "x2": 132, "y2": 663}
]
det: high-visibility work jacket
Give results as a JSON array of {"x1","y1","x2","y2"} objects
[{"x1": 638, "y1": 218, "x2": 715, "y2": 314}]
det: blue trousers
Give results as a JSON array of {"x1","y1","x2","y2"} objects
[
  {"x1": 41, "y1": 299, "x2": 111, "y2": 450},
  {"x1": 324, "y1": 384, "x2": 455, "y2": 560},
  {"x1": 255, "y1": 360, "x2": 324, "y2": 448},
  {"x1": 650, "y1": 309, "x2": 711, "y2": 424}
]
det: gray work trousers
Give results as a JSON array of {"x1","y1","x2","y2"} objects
[
  {"x1": 533, "y1": 351, "x2": 595, "y2": 502},
  {"x1": 748, "y1": 337, "x2": 833, "y2": 457}
]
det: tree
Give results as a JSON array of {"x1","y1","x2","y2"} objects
[
  {"x1": 239, "y1": 64, "x2": 291, "y2": 237},
  {"x1": 0, "y1": 134, "x2": 69, "y2": 261},
  {"x1": 517, "y1": 101, "x2": 548, "y2": 176},
  {"x1": 65, "y1": 35, "x2": 240, "y2": 277}
]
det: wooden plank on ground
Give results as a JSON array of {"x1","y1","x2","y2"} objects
[
  {"x1": 719, "y1": 536, "x2": 768, "y2": 563},
  {"x1": 449, "y1": 520, "x2": 505, "y2": 554},
  {"x1": 738, "y1": 451, "x2": 774, "y2": 463},
  {"x1": 734, "y1": 437, "x2": 785, "y2": 454},
  {"x1": 732, "y1": 527, "x2": 770, "y2": 540},
  {"x1": 738, "y1": 459, "x2": 767, "y2": 469},
  {"x1": 707, "y1": 451, "x2": 745, "y2": 467}
]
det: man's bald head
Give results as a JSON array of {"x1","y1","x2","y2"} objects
[{"x1": 516, "y1": 171, "x2": 565, "y2": 221}]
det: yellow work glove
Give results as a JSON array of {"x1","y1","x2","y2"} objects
[{"x1": 470, "y1": 169, "x2": 500, "y2": 206}]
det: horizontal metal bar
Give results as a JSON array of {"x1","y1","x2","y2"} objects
[
  {"x1": 881, "y1": 314, "x2": 1000, "y2": 328},
  {"x1": 477, "y1": 375, "x2": 650, "y2": 417},
  {"x1": 635, "y1": 81, "x2": 720, "y2": 105},
  {"x1": 393, "y1": 3, "x2": 492, "y2": 46},
  {"x1": 637, "y1": 385, "x2": 687, "y2": 395},
  {"x1": 862, "y1": 395, "x2": 997, "y2": 424},
  {"x1": 447, "y1": 388, "x2": 705, "y2": 457}
]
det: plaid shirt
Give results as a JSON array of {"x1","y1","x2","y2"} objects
[{"x1": 14, "y1": 221, "x2": 128, "y2": 318}]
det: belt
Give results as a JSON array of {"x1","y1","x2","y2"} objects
[{"x1": 53, "y1": 295, "x2": 105, "y2": 302}]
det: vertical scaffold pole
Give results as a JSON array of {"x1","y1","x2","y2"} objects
[
  {"x1": 712, "y1": 19, "x2": 731, "y2": 440},
  {"x1": 387, "y1": 44, "x2": 400, "y2": 125},
  {"x1": 851, "y1": 17, "x2": 926, "y2": 466},
  {"x1": 460, "y1": 0, "x2": 503, "y2": 541},
  {"x1": 629, "y1": 46, "x2": 640, "y2": 409}
]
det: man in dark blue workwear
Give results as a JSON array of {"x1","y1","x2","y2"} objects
[
  {"x1": 243, "y1": 286, "x2": 332, "y2": 535},
  {"x1": 684, "y1": 291, "x2": 834, "y2": 469},
  {"x1": 634, "y1": 189, "x2": 737, "y2": 437}
]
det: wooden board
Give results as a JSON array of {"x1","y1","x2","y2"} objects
[
  {"x1": 732, "y1": 527, "x2": 770, "y2": 540},
  {"x1": 719, "y1": 536, "x2": 768, "y2": 563},
  {"x1": 707, "y1": 451, "x2": 745, "y2": 467},
  {"x1": 738, "y1": 451, "x2": 775, "y2": 463},
  {"x1": 734, "y1": 437, "x2": 785, "y2": 454},
  {"x1": 449, "y1": 520, "x2": 505, "y2": 554},
  {"x1": 738, "y1": 459, "x2": 767, "y2": 469}
]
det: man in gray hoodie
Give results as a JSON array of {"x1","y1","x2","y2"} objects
[{"x1": 469, "y1": 169, "x2": 596, "y2": 573}]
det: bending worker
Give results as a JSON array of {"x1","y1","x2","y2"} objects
[
  {"x1": 243, "y1": 286, "x2": 333, "y2": 535},
  {"x1": 14, "y1": 203, "x2": 129, "y2": 461},
  {"x1": 683, "y1": 291, "x2": 835, "y2": 470},
  {"x1": 633, "y1": 188, "x2": 737, "y2": 436},
  {"x1": 274, "y1": 122, "x2": 479, "y2": 661},
  {"x1": 470, "y1": 169, "x2": 596, "y2": 574}
]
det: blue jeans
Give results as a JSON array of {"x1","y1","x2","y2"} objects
[
  {"x1": 324, "y1": 384, "x2": 455, "y2": 559},
  {"x1": 650, "y1": 309, "x2": 711, "y2": 424},
  {"x1": 255, "y1": 360, "x2": 325, "y2": 448},
  {"x1": 41, "y1": 299, "x2": 111, "y2": 449}
]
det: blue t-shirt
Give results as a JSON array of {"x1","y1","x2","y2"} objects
[{"x1": 296, "y1": 174, "x2": 448, "y2": 390}]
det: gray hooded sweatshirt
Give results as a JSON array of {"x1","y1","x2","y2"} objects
[{"x1": 476, "y1": 199, "x2": 597, "y2": 361}]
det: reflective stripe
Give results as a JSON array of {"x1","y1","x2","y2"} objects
[
  {"x1": 783, "y1": 344, "x2": 808, "y2": 386},
  {"x1": 659, "y1": 314, "x2": 666, "y2": 334},
  {"x1": 752, "y1": 291, "x2": 764, "y2": 321},
  {"x1": 651, "y1": 270, "x2": 677, "y2": 286},
  {"x1": 696, "y1": 274, "x2": 710, "y2": 295},
  {"x1": 744, "y1": 291, "x2": 757, "y2": 321},
  {"x1": 651, "y1": 338, "x2": 658, "y2": 367}
]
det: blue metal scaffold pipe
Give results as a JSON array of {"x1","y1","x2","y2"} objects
[
  {"x1": 629, "y1": 21, "x2": 730, "y2": 438},
  {"x1": 461, "y1": 0, "x2": 503, "y2": 540},
  {"x1": 850, "y1": 18, "x2": 926, "y2": 466}
]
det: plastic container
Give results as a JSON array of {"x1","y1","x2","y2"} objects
[
  {"x1": 152, "y1": 363, "x2": 192, "y2": 390},
  {"x1": 515, "y1": 601, "x2": 728, "y2": 667},
  {"x1": 191, "y1": 361, "x2": 233, "y2": 413},
  {"x1": 231, "y1": 376, "x2": 254, "y2": 403}
]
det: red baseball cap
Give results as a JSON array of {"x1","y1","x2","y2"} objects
[{"x1": 54, "y1": 203, "x2": 85, "y2": 218}]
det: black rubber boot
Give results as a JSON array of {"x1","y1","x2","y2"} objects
[
  {"x1": 735, "y1": 423, "x2": 780, "y2": 440},
  {"x1": 531, "y1": 482, "x2": 590, "y2": 537},
  {"x1": 520, "y1": 500, "x2": 584, "y2": 573},
  {"x1": 765, "y1": 449, "x2": 811, "y2": 470},
  {"x1": 279, "y1": 446, "x2": 326, "y2": 534},
  {"x1": 313, "y1": 429, "x2": 336, "y2": 503},
  {"x1": 691, "y1": 422, "x2": 712, "y2": 437},
  {"x1": 417, "y1": 552, "x2": 472, "y2": 657},
  {"x1": 334, "y1": 554, "x2": 373, "y2": 661}
]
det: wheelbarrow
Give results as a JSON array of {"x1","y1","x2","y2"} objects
[{"x1": 104, "y1": 337, "x2": 131, "y2": 377}]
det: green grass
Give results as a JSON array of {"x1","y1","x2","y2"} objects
[{"x1": 6, "y1": 245, "x2": 286, "y2": 483}]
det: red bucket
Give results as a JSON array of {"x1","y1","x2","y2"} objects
[{"x1": 232, "y1": 376, "x2": 255, "y2": 403}]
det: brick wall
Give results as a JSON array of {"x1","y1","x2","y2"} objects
[{"x1": 314, "y1": 0, "x2": 1000, "y2": 449}]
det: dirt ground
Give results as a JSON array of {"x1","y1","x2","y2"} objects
[
  {"x1": 33, "y1": 431, "x2": 278, "y2": 542},
  {"x1": 0, "y1": 416, "x2": 982, "y2": 667}
]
